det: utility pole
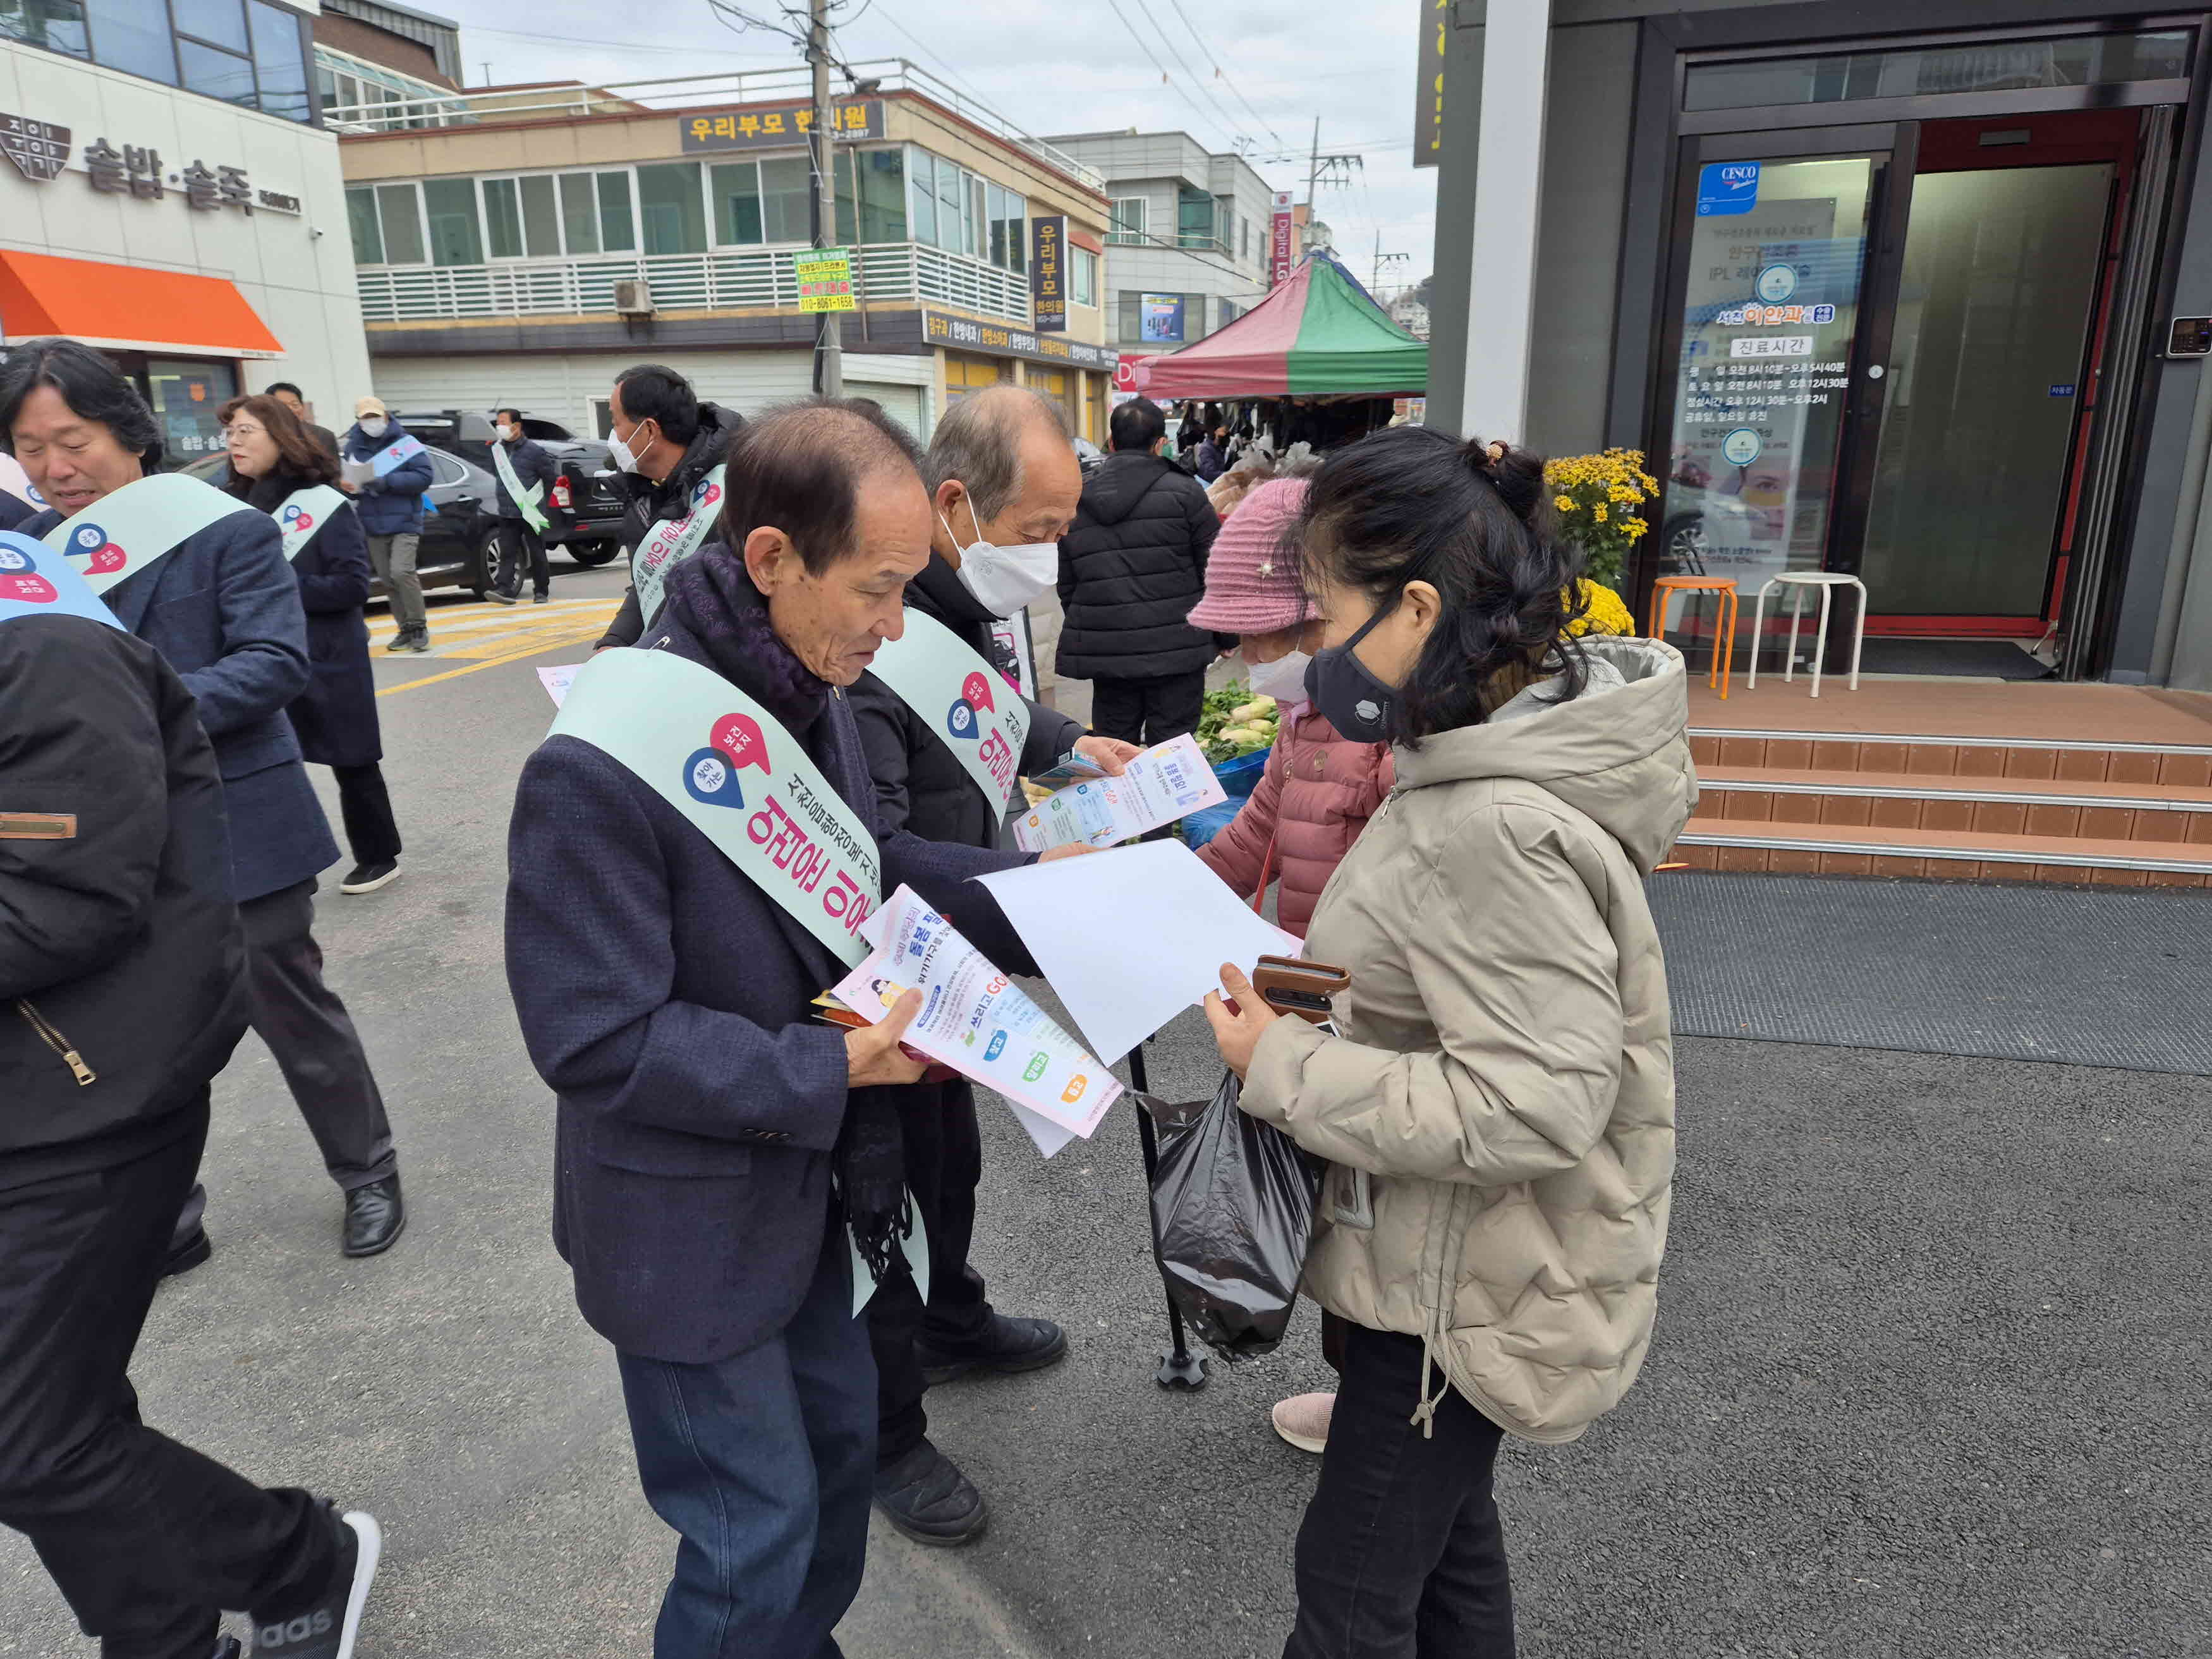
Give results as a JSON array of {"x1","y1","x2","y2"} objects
[
  {"x1": 1371, "y1": 234, "x2": 1409, "y2": 295},
  {"x1": 809, "y1": 0, "x2": 842, "y2": 397},
  {"x1": 1304, "y1": 116, "x2": 1321, "y2": 207},
  {"x1": 1301, "y1": 118, "x2": 1362, "y2": 257}
]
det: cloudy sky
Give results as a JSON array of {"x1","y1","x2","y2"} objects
[{"x1": 418, "y1": 0, "x2": 1436, "y2": 291}]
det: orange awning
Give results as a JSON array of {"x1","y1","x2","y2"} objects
[{"x1": 0, "y1": 250, "x2": 283, "y2": 360}]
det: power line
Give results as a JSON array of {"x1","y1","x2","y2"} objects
[
  {"x1": 1129, "y1": 0, "x2": 1250, "y2": 152},
  {"x1": 1162, "y1": 0, "x2": 1284, "y2": 149},
  {"x1": 1102, "y1": 0, "x2": 1237, "y2": 150}
]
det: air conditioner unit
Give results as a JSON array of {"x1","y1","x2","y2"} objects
[{"x1": 613, "y1": 280, "x2": 655, "y2": 316}]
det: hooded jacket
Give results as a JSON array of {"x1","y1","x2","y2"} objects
[
  {"x1": 597, "y1": 403, "x2": 743, "y2": 650},
  {"x1": 1239, "y1": 638, "x2": 1697, "y2": 1443},
  {"x1": 339, "y1": 421, "x2": 434, "y2": 537},
  {"x1": 1055, "y1": 449, "x2": 1220, "y2": 681}
]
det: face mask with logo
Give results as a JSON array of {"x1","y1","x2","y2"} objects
[
  {"x1": 1246, "y1": 647, "x2": 1312, "y2": 705},
  {"x1": 358, "y1": 416, "x2": 387, "y2": 439},
  {"x1": 605, "y1": 418, "x2": 653, "y2": 475},
  {"x1": 1304, "y1": 595, "x2": 1412, "y2": 744},
  {"x1": 940, "y1": 494, "x2": 1057, "y2": 619}
]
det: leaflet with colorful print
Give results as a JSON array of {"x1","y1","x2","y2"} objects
[
  {"x1": 1011, "y1": 732, "x2": 1225, "y2": 852},
  {"x1": 832, "y1": 885, "x2": 1121, "y2": 1158}
]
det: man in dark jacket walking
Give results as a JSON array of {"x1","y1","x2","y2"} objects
[
  {"x1": 0, "y1": 544, "x2": 383, "y2": 1659},
  {"x1": 339, "y1": 395, "x2": 435, "y2": 652},
  {"x1": 3, "y1": 339, "x2": 406, "y2": 1262},
  {"x1": 1056, "y1": 396, "x2": 1222, "y2": 746},
  {"x1": 486, "y1": 406, "x2": 559, "y2": 605},
  {"x1": 848, "y1": 386, "x2": 1139, "y2": 1545},
  {"x1": 592, "y1": 365, "x2": 742, "y2": 649}
]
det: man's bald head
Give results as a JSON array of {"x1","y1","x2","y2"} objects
[{"x1": 923, "y1": 384, "x2": 1083, "y2": 557}]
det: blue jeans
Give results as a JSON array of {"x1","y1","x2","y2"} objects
[{"x1": 616, "y1": 1227, "x2": 876, "y2": 1659}]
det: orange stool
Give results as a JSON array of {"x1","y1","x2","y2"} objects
[{"x1": 1647, "y1": 576, "x2": 1739, "y2": 700}]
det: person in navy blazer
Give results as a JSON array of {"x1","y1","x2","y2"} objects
[
  {"x1": 0, "y1": 340, "x2": 406, "y2": 1263},
  {"x1": 220, "y1": 392, "x2": 405, "y2": 898},
  {"x1": 506, "y1": 399, "x2": 1086, "y2": 1659}
]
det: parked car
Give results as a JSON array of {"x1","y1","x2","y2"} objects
[{"x1": 394, "y1": 410, "x2": 626, "y2": 567}]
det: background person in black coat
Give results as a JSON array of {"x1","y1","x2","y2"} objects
[
  {"x1": 487, "y1": 406, "x2": 559, "y2": 605},
  {"x1": 0, "y1": 597, "x2": 384, "y2": 1658},
  {"x1": 593, "y1": 363, "x2": 745, "y2": 650},
  {"x1": 1055, "y1": 396, "x2": 1224, "y2": 746},
  {"x1": 221, "y1": 393, "x2": 404, "y2": 894}
]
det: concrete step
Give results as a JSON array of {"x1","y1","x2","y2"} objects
[
  {"x1": 1696, "y1": 766, "x2": 2212, "y2": 846},
  {"x1": 1672, "y1": 817, "x2": 2212, "y2": 887},
  {"x1": 1687, "y1": 726, "x2": 2212, "y2": 791}
]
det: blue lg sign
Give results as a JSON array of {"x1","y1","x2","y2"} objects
[{"x1": 1697, "y1": 161, "x2": 1760, "y2": 216}]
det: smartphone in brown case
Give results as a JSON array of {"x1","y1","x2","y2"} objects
[{"x1": 1252, "y1": 956, "x2": 1350, "y2": 1023}]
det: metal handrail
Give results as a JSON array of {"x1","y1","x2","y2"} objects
[
  {"x1": 323, "y1": 59, "x2": 1107, "y2": 191},
  {"x1": 353, "y1": 239, "x2": 1034, "y2": 327}
]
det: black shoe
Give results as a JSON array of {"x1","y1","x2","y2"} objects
[
  {"x1": 487, "y1": 588, "x2": 517, "y2": 606},
  {"x1": 872, "y1": 1440, "x2": 987, "y2": 1547},
  {"x1": 250, "y1": 1504, "x2": 380, "y2": 1658},
  {"x1": 213, "y1": 1639, "x2": 243, "y2": 1658},
  {"x1": 342, "y1": 1177, "x2": 404, "y2": 1258},
  {"x1": 532, "y1": 590, "x2": 550, "y2": 604},
  {"x1": 916, "y1": 1313, "x2": 1067, "y2": 1386},
  {"x1": 162, "y1": 1225, "x2": 211, "y2": 1279},
  {"x1": 339, "y1": 860, "x2": 400, "y2": 896}
]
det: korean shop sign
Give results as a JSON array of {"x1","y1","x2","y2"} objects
[
  {"x1": 920, "y1": 308, "x2": 1117, "y2": 370},
  {"x1": 1030, "y1": 215, "x2": 1067, "y2": 334},
  {"x1": 795, "y1": 248, "x2": 856, "y2": 313},
  {"x1": 0, "y1": 111, "x2": 296, "y2": 216},
  {"x1": 682, "y1": 99, "x2": 885, "y2": 152}
]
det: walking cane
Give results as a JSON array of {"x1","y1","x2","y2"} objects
[{"x1": 1128, "y1": 1038, "x2": 1206, "y2": 1390}]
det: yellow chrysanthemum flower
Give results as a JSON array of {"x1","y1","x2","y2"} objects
[{"x1": 1555, "y1": 494, "x2": 1576, "y2": 512}]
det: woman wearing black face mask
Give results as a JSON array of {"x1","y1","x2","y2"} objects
[{"x1": 1201, "y1": 425, "x2": 1698, "y2": 1658}]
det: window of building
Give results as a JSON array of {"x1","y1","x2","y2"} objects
[
  {"x1": 346, "y1": 186, "x2": 384, "y2": 264},
  {"x1": 908, "y1": 150, "x2": 939, "y2": 245},
  {"x1": 904, "y1": 146, "x2": 1026, "y2": 270},
  {"x1": 85, "y1": 0, "x2": 175, "y2": 84},
  {"x1": 0, "y1": 0, "x2": 92, "y2": 61},
  {"x1": 597, "y1": 171, "x2": 636, "y2": 252},
  {"x1": 21, "y1": 0, "x2": 313, "y2": 120},
  {"x1": 636, "y1": 161, "x2": 707, "y2": 255},
  {"x1": 180, "y1": 37, "x2": 255, "y2": 106},
  {"x1": 986, "y1": 182, "x2": 1026, "y2": 274},
  {"x1": 1109, "y1": 197, "x2": 1147, "y2": 246},
  {"x1": 246, "y1": 1, "x2": 309, "y2": 122},
  {"x1": 174, "y1": 0, "x2": 245, "y2": 51},
  {"x1": 1177, "y1": 187, "x2": 1214, "y2": 250},
  {"x1": 710, "y1": 160, "x2": 765, "y2": 245},
  {"x1": 1241, "y1": 220, "x2": 1251, "y2": 262},
  {"x1": 1071, "y1": 246, "x2": 1098, "y2": 308},
  {"x1": 482, "y1": 175, "x2": 561, "y2": 259},
  {"x1": 837, "y1": 147, "x2": 907, "y2": 244},
  {"x1": 758, "y1": 155, "x2": 812, "y2": 243},
  {"x1": 560, "y1": 173, "x2": 601, "y2": 253},
  {"x1": 374, "y1": 183, "x2": 425, "y2": 263},
  {"x1": 1214, "y1": 197, "x2": 1234, "y2": 257},
  {"x1": 944, "y1": 352, "x2": 1009, "y2": 401},
  {"x1": 422, "y1": 176, "x2": 483, "y2": 265}
]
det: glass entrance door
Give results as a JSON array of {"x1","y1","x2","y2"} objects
[{"x1": 1654, "y1": 140, "x2": 1887, "y2": 600}]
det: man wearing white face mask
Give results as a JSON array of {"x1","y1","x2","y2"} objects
[
  {"x1": 846, "y1": 385, "x2": 1139, "y2": 1548},
  {"x1": 485, "y1": 406, "x2": 558, "y2": 606},
  {"x1": 338, "y1": 397, "x2": 434, "y2": 652},
  {"x1": 593, "y1": 364, "x2": 744, "y2": 650}
]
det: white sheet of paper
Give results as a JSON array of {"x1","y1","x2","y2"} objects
[
  {"x1": 975, "y1": 839, "x2": 1301, "y2": 1065},
  {"x1": 537, "y1": 663, "x2": 583, "y2": 707},
  {"x1": 341, "y1": 458, "x2": 377, "y2": 487}
]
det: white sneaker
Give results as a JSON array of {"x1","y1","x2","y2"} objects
[{"x1": 1272, "y1": 1390, "x2": 1335, "y2": 1454}]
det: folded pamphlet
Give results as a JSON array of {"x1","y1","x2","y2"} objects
[{"x1": 1011, "y1": 732, "x2": 1226, "y2": 853}]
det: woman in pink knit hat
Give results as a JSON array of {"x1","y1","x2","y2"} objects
[{"x1": 1189, "y1": 475, "x2": 1392, "y2": 1455}]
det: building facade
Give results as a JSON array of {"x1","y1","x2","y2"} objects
[
  {"x1": 1043, "y1": 129, "x2": 1279, "y2": 356},
  {"x1": 332, "y1": 66, "x2": 1118, "y2": 444},
  {"x1": 0, "y1": 0, "x2": 372, "y2": 456},
  {"x1": 1428, "y1": 1, "x2": 2212, "y2": 691}
]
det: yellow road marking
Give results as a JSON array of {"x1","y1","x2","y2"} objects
[{"x1": 375, "y1": 628, "x2": 602, "y2": 697}]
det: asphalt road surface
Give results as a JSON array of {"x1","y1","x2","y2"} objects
[{"x1": 5, "y1": 561, "x2": 2207, "y2": 1656}]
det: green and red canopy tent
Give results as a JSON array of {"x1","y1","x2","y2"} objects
[{"x1": 1128, "y1": 250, "x2": 1428, "y2": 399}]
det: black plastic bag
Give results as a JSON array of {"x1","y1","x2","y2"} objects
[{"x1": 1148, "y1": 1070, "x2": 1320, "y2": 1360}]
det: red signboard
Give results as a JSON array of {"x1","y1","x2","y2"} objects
[
  {"x1": 1269, "y1": 190, "x2": 1296, "y2": 288},
  {"x1": 1114, "y1": 353, "x2": 1143, "y2": 394}
]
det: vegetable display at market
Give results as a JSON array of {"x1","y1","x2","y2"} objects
[{"x1": 1198, "y1": 683, "x2": 1279, "y2": 762}]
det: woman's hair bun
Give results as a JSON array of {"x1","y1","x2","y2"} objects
[{"x1": 1461, "y1": 435, "x2": 1545, "y2": 522}]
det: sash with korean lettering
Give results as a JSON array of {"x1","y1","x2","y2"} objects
[
  {"x1": 270, "y1": 485, "x2": 350, "y2": 562},
  {"x1": 490, "y1": 441, "x2": 550, "y2": 533},
  {"x1": 865, "y1": 609, "x2": 1029, "y2": 815},
  {"x1": 0, "y1": 530, "x2": 124, "y2": 629},
  {"x1": 366, "y1": 431, "x2": 428, "y2": 477},
  {"x1": 39, "y1": 472, "x2": 242, "y2": 597},
  {"x1": 630, "y1": 464, "x2": 726, "y2": 630},
  {"x1": 547, "y1": 648, "x2": 882, "y2": 966}
]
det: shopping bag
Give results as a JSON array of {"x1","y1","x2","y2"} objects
[{"x1": 1147, "y1": 1069, "x2": 1320, "y2": 1360}]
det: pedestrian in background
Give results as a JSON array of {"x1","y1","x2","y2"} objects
[
  {"x1": 339, "y1": 395, "x2": 435, "y2": 654},
  {"x1": 1, "y1": 339, "x2": 406, "y2": 1263},
  {"x1": 1204, "y1": 427, "x2": 1694, "y2": 1657},
  {"x1": 266, "y1": 380, "x2": 339, "y2": 459},
  {"x1": 593, "y1": 363, "x2": 744, "y2": 649},
  {"x1": 222, "y1": 393, "x2": 406, "y2": 897},
  {"x1": 1055, "y1": 396, "x2": 1225, "y2": 748},
  {"x1": 0, "y1": 552, "x2": 383, "y2": 1659},
  {"x1": 1188, "y1": 473, "x2": 1392, "y2": 1461},
  {"x1": 487, "y1": 405, "x2": 557, "y2": 606},
  {"x1": 1193, "y1": 425, "x2": 1229, "y2": 483}
]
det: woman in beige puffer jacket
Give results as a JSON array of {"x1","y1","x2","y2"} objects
[{"x1": 1205, "y1": 425, "x2": 1696, "y2": 1658}]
